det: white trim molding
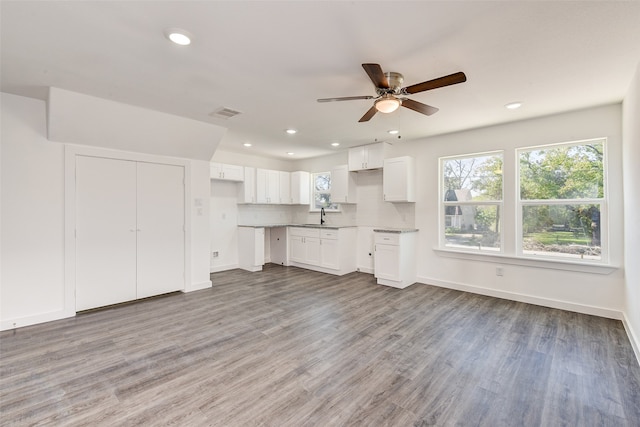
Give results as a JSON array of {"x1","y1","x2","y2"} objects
[
  {"x1": 622, "y1": 312, "x2": 640, "y2": 366},
  {"x1": 416, "y1": 275, "x2": 623, "y2": 320}
]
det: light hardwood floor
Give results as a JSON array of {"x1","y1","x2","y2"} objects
[{"x1": 1, "y1": 264, "x2": 639, "y2": 426}]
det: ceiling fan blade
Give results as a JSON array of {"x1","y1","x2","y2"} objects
[
  {"x1": 317, "y1": 95, "x2": 376, "y2": 103},
  {"x1": 362, "y1": 63, "x2": 389, "y2": 89},
  {"x1": 401, "y1": 98, "x2": 439, "y2": 116},
  {"x1": 358, "y1": 105, "x2": 378, "y2": 122},
  {"x1": 403, "y1": 72, "x2": 467, "y2": 94}
]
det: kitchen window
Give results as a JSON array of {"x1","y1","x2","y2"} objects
[
  {"x1": 311, "y1": 171, "x2": 339, "y2": 211},
  {"x1": 518, "y1": 139, "x2": 606, "y2": 261},
  {"x1": 440, "y1": 151, "x2": 503, "y2": 252}
]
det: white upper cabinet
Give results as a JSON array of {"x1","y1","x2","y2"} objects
[
  {"x1": 383, "y1": 156, "x2": 415, "y2": 202},
  {"x1": 279, "y1": 171, "x2": 291, "y2": 204},
  {"x1": 237, "y1": 167, "x2": 256, "y2": 204},
  {"x1": 256, "y1": 168, "x2": 280, "y2": 204},
  {"x1": 291, "y1": 171, "x2": 310, "y2": 205},
  {"x1": 348, "y1": 142, "x2": 388, "y2": 171},
  {"x1": 331, "y1": 164, "x2": 357, "y2": 204},
  {"x1": 210, "y1": 162, "x2": 244, "y2": 181}
]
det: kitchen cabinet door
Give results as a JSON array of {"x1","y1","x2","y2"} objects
[
  {"x1": 291, "y1": 171, "x2": 310, "y2": 205},
  {"x1": 348, "y1": 142, "x2": 388, "y2": 171},
  {"x1": 320, "y1": 238, "x2": 339, "y2": 269},
  {"x1": 305, "y1": 237, "x2": 321, "y2": 265},
  {"x1": 374, "y1": 243, "x2": 400, "y2": 281},
  {"x1": 289, "y1": 235, "x2": 306, "y2": 263},
  {"x1": 210, "y1": 163, "x2": 244, "y2": 181},
  {"x1": 331, "y1": 165, "x2": 357, "y2": 203},
  {"x1": 279, "y1": 171, "x2": 291, "y2": 204},
  {"x1": 383, "y1": 156, "x2": 415, "y2": 202},
  {"x1": 256, "y1": 169, "x2": 280, "y2": 203},
  {"x1": 237, "y1": 167, "x2": 256, "y2": 204}
]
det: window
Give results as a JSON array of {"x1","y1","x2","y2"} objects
[
  {"x1": 311, "y1": 171, "x2": 339, "y2": 211},
  {"x1": 440, "y1": 152, "x2": 503, "y2": 252},
  {"x1": 518, "y1": 139, "x2": 605, "y2": 261}
]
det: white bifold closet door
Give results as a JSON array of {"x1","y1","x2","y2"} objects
[
  {"x1": 136, "y1": 161, "x2": 185, "y2": 299},
  {"x1": 75, "y1": 156, "x2": 185, "y2": 311}
]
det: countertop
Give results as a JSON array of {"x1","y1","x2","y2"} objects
[
  {"x1": 238, "y1": 223, "x2": 357, "y2": 230},
  {"x1": 373, "y1": 228, "x2": 419, "y2": 234}
]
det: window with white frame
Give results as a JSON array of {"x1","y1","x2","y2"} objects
[
  {"x1": 440, "y1": 152, "x2": 503, "y2": 252},
  {"x1": 311, "y1": 171, "x2": 339, "y2": 211},
  {"x1": 518, "y1": 139, "x2": 605, "y2": 261}
]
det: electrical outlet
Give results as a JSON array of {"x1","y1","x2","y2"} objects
[
  {"x1": 212, "y1": 251, "x2": 219, "y2": 258},
  {"x1": 496, "y1": 267, "x2": 504, "y2": 276}
]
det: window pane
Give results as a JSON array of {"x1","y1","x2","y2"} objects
[
  {"x1": 444, "y1": 205, "x2": 501, "y2": 251},
  {"x1": 315, "y1": 173, "x2": 331, "y2": 192},
  {"x1": 522, "y1": 204, "x2": 601, "y2": 260},
  {"x1": 519, "y1": 142, "x2": 604, "y2": 200},
  {"x1": 314, "y1": 192, "x2": 337, "y2": 210},
  {"x1": 442, "y1": 154, "x2": 503, "y2": 202}
]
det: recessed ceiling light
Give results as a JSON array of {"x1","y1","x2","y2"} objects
[
  {"x1": 388, "y1": 130, "x2": 399, "y2": 135},
  {"x1": 505, "y1": 102, "x2": 522, "y2": 110},
  {"x1": 243, "y1": 143, "x2": 252, "y2": 147},
  {"x1": 331, "y1": 142, "x2": 340, "y2": 147},
  {"x1": 165, "y1": 28, "x2": 192, "y2": 46},
  {"x1": 285, "y1": 129, "x2": 297, "y2": 135},
  {"x1": 287, "y1": 152, "x2": 295, "y2": 155}
]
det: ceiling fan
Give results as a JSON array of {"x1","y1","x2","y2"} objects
[{"x1": 317, "y1": 63, "x2": 467, "y2": 122}]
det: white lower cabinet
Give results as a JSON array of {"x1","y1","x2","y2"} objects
[
  {"x1": 238, "y1": 227, "x2": 265, "y2": 272},
  {"x1": 374, "y1": 231, "x2": 417, "y2": 288},
  {"x1": 288, "y1": 227, "x2": 356, "y2": 275}
]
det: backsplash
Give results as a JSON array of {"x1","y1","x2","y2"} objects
[{"x1": 237, "y1": 204, "x2": 293, "y2": 225}]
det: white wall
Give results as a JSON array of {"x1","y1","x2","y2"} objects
[
  {"x1": 623, "y1": 62, "x2": 640, "y2": 359},
  {"x1": 1, "y1": 93, "x2": 67, "y2": 328},
  {"x1": 48, "y1": 88, "x2": 226, "y2": 161},
  {"x1": 1, "y1": 92, "x2": 213, "y2": 330},
  {"x1": 188, "y1": 160, "x2": 213, "y2": 291}
]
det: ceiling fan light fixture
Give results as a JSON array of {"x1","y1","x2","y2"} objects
[{"x1": 375, "y1": 95, "x2": 401, "y2": 113}]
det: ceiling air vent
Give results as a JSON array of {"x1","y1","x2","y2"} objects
[{"x1": 210, "y1": 107, "x2": 242, "y2": 119}]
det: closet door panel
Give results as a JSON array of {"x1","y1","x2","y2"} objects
[
  {"x1": 136, "y1": 162, "x2": 185, "y2": 298},
  {"x1": 75, "y1": 156, "x2": 137, "y2": 311}
]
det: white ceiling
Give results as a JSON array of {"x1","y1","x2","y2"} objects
[{"x1": 2, "y1": 1, "x2": 640, "y2": 160}]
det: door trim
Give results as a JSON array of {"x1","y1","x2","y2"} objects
[{"x1": 65, "y1": 145, "x2": 191, "y2": 315}]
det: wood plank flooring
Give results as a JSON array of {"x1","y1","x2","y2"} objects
[{"x1": 2, "y1": 264, "x2": 639, "y2": 426}]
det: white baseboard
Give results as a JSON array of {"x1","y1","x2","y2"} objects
[
  {"x1": 0, "y1": 308, "x2": 75, "y2": 331},
  {"x1": 622, "y1": 312, "x2": 640, "y2": 366},
  {"x1": 185, "y1": 280, "x2": 212, "y2": 292},
  {"x1": 357, "y1": 267, "x2": 375, "y2": 274},
  {"x1": 210, "y1": 263, "x2": 239, "y2": 273},
  {"x1": 416, "y1": 275, "x2": 623, "y2": 320}
]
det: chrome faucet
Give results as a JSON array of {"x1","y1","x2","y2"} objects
[{"x1": 320, "y1": 207, "x2": 326, "y2": 225}]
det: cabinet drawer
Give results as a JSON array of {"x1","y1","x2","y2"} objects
[
  {"x1": 289, "y1": 227, "x2": 320, "y2": 238},
  {"x1": 320, "y1": 230, "x2": 338, "y2": 240},
  {"x1": 374, "y1": 232, "x2": 400, "y2": 245}
]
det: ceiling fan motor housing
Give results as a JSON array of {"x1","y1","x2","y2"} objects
[{"x1": 377, "y1": 72, "x2": 404, "y2": 95}]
